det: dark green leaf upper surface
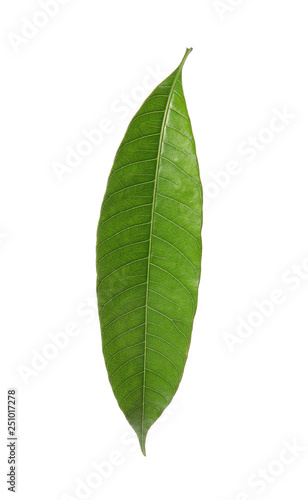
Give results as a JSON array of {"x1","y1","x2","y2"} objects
[{"x1": 96, "y1": 49, "x2": 202, "y2": 455}]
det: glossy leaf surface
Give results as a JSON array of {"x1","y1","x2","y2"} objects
[{"x1": 96, "y1": 48, "x2": 202, "y2": 455}]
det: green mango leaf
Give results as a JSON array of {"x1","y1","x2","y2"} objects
[{"x1": 96, "y1": 48, "x2": 202, "y2": 455}]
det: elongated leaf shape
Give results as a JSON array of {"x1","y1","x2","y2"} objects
[{"x1": 96, "y1": 48, "x2": 202, "y2": 455}]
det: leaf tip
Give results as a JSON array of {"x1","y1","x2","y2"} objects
[
  {"x1": 139, "y1": 436, "x2": 147, "y2": 456},
  {"x1": 140, "y1": 438, "x2": 147, "y2": 457}
]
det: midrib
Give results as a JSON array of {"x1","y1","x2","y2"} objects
[{"x1": 140, "y1": 49, "x2": 192, "y2": 455}]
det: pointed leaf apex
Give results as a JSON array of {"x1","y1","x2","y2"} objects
[{"x1": 139, "y1": 436, "x2": 147, "y2": 456}]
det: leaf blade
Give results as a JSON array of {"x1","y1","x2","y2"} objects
[{"x1": 97, "y1": 48, "x2": 202, "y2": 455}]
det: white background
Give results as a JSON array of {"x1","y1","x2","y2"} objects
[{"x1": 1, "y1": 1, "x2": 308, "y2": 499}]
